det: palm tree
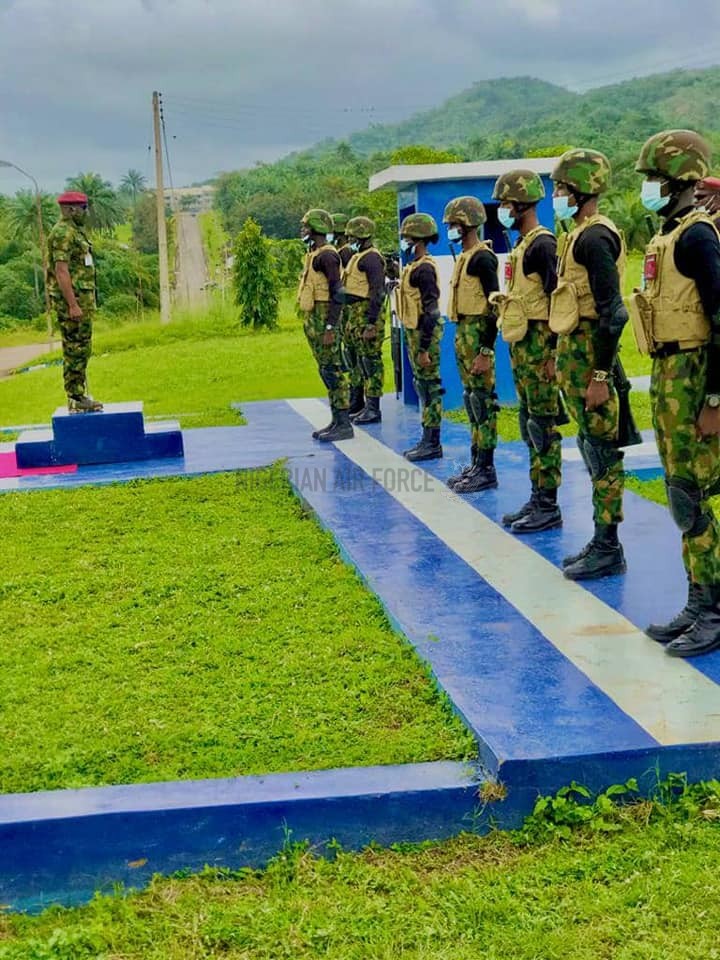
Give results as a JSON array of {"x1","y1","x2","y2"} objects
[
  {"x1": 5, "y1": 190, "x2": 57, "y2": 245},
  {"x1": 120, "y1": 169, "x2": 147, "y2": 205},
  {"x1": 65, "y1": 172, "x2": 124, "y2": 233}
]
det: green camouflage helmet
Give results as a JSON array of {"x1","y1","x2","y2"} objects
[
  {"x1": 492, "y1": 169, "x2": 545, "y2": 203},
  {"x1": 635, "y1": 129, "x2": 711, "y2": 182},
  {"x1": 551, "y1": 148, "x2": 611, "y2": 195},
  {"x1": 301, "y1": 208, "x2": 333, "y2": 234},
  {"x1": 400, "y1": 212, "x2": 439, "y2": 239},
  {"x1": 331, "y1": 213, "x2": 349, "y2": 232},
  {"x1": 346, "y1": 215, "x2": 375, "y2": 239},
  {"x1": 442, "y1": 195, "x2": 486, "y2": 227}
]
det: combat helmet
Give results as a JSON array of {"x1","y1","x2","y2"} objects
[
  {"x1": 492, "y1": 170, "x2": 545, "y2": 204},
  {"x1": 331, "y1": 213, "x2": 349, "y2": 233},
  {"x1": 301, "y1": 208, "x2": 333, "y2": 234},
  {"x1": 442, "y1": 196, "x2": 486, "y2": 227},
  {"x1": 551, "y1": 149, "x2": 611, "y2": 195},
  {"x1": 400, "y1": 212, "x2": 439, "y2": 239},
  {"x1": 346, "y1": 216, "x2": 375, "y2": 239},
  {"x1": 636, "y1": 129, "x2": 711, "y2": 182}
]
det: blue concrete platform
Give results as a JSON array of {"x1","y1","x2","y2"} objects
[
  {"x1": 15, "y1": 401, "x2": 183, "y2": 468},
  {"x1": 1, "y1": 395, "x2": 719, "y2": 911}
]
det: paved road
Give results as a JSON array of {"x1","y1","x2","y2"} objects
[
  {"x1": 0, "y1": 341, "x2": 58, "y2": 379},
  {"x1": 174, "y1": 213, "x2": 208, "y2": 307}
]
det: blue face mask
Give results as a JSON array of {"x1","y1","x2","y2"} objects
[
  {"x1": 498, "y1": 206, "x2": 516, "y2": 230},
  {"x1": 326, "y1": 232, "x2": 335, "y2": 244},
  {"x1": 350, "y1": 240, "x2": 361, "y2": 253},
  {"x1": 447, "y1": 226, "x2": 462, "y2": 243},
  {"x1": 641, "y1": 179, "x2": 670, "y2": 214},
  {"x1": 553, "y1": 195, "x2": 578, "y2": 221},
  {"x1": 400, "y1": 238, "x2": 414, "y2": 254}
]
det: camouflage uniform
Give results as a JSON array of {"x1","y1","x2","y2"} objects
[
  {"x1": 46, "y1": 218, "x2": 96, "y2": 401},
  {"x1": 302, "y1": 302, "x2": 350, "y2": 410},
  {"x1": 510, "y1": 323, "x2": 561, "y2": 489},
  {"x1": 405, "y1": 323, "x2": 443, "y2": 427},
  {"x1": 633, "y1": 129, "x2": 720, "y2": 656},
  {"x1": 344, "y1": 301, "x2": 384, "y2": 396},
  {"x1": 454, "y1": 317, "x2": 497, "y2": 447}
]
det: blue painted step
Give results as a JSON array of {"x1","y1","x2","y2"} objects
[{"x1": 15, "y1": 402, "x2": 184, "y2": 467}]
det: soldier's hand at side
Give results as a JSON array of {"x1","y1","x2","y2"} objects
[
  {"x1": 544, "y1": 357, "x2": 556, "y2": 381},
  {"x1": 322, "y1": 329, "x2": 335, "y2": 347},
  {"x1": 697, "y1": 403, "x2": 720, "y2": 439},
  {"x1": 585, "y1": 379, "x2": 609, "y2": 411},
  {"x1": 471, "y1": 353, "x2": 492, "y2": 375},
  {"x1": 362, "y1": 324, "x2": 376, "y2": 341},
  {"x1": 418, "y1": 350, "x2": 432, "y2": 369},
  {"x1": 69, "y1": 303, "x2": 83, "y2": 320}
]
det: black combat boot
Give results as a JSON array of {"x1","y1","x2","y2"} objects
[
  {"x1": 68, "y1": 394, "x2": 103, "y2": 413},
  {"x1": 666, "y1": 585, "x2": 720, "y2": 658},
  {"x1": 511, "y1": 488, "x2": 562, "y2": 534},
  {"x1": 563, "y1": 523, "x2": 626, "y2": 581},
  {"x1": 404, "y1": 427, "x2": 443, "y2": 462},
  {"x1": 318, "y1": 408, "x2": 354, "y2": 442},
  {"x1": 646, "y1": 577, "x2": 704, "y2": 644},
  {"x1": 313, "y1": 406, "x2": 337, "y2": 439},
  {"x1": 502, "y1": 485, "x2": 538, "y2": 527},
  {"x1": 353, "y1": 396, "x2": 382, "y2": 424},
  {"x1": 454, "y1": 449, "x2": 498, "y2": 494},
  {"x1": 447, "y1": 445, "x2": 477, "y2": 489},
  {"x1": 348, "y1": 386, "x2": 365, "y2": 418}
]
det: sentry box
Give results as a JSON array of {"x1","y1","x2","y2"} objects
[{"x1": 369, "y1": 157, "x2": 559, "y2": 408}]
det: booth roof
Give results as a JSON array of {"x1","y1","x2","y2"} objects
[{"x1": 369, "y1": 157, "x2": 561, "y2": 193}]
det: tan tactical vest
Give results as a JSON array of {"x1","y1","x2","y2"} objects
[
  {"x1": 447, "y1": 242, "x2": 492, "y2": 321},
  {"x1": 296, "y1": 244, "x2": 337, "y2": 312},
  {"x1": 343, "y1": 247, "x2": 376, "y2": 299},
  {"x1": 629, "y1": 210, "x2": 717, "y2": 356},
  {"x1": 549, "y1": 214, "x2": 626, "y2": 335},
  {"x1": 398, "y1": 256, "x2": 439, "y2": 330},
  {"x1": 493, "y1": 226, "x2": 554, "y2": 343}
]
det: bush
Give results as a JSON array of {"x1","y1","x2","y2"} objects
[
  {"x1": 232, "y1": 218, "x2": 279, "y2": 329},
  {"x1": 269, "y1": 238, "x2": 304, "y2": 289},
  {"x1": 99, "y1": 293, "x2": 139, "y2": 317}
]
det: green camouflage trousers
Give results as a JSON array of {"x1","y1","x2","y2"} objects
[
  {"x1": 406, "y1": 321, "x2": 443, "y2": 428},
  {"x1": 56, "y1": 293, "x2": 96, "y2": 399},
  {"x1": 303, "y1": 302, "x2": 350, "y2": 409},
  {"x1": 454, "y1": 316, "x2": 497, "y2": 450},
  {"x1": 557, "y1": 320, "x2": 624, "y2": 525},
  {"x1": 510, "y1": 321, "x2": 562, "y2": 490},
  {"x1": 651, "y1": 349, "x2": 720, "y2": 585},
  {"x1": 345, "y1": 301, "x2": 385, "y2": 396}
]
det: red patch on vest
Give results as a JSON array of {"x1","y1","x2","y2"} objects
[
  {"x1": 504, "y1": 261, "x2": 513, "y2": 282},
  {"x1": 643, "y1": 254, "x2": 657, "y2": 281}
]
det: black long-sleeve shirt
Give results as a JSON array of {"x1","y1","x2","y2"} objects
[
  {"x1": 464, "y1": 247, "x2": 499, "y2": 349},
  {"x1": 409, "y1": 262, "x2": 441, "y2": 350},
  {"x1": 313, "y1": 248, "x2": 343, "y2": 326},
  {"x1": 669, "y1": 207, "x2": 720, "y2": 392},
  {"x1": 573, "y1": 224, "x2": 624, "y2": 369}
]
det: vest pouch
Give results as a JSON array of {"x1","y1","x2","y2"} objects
[
  {"x1": 549, "y1": 281, "x2": 580, "y2": 335},
  {"x1": 493, "y1": 292, "x2": 529, "y2": 344},
  {"x1": 297, "y1": 284, "x2": 315, "y2": 313},
  {"x1": 628, "y1": 289, "x2": 655, "y2": 356}
]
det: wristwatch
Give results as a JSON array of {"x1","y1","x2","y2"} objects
[
  {"x1": 478, "y1": 346, "x2": 494, "y2": 356},
  {"x1": 325, "y1": 324, "x2": 334, "y2": 332},
  {"x1": 706, "y1": 393, "x2": 720, "y2": 408},
  {"x1": 592, "y1": 369, "x2": 610, "y2": 383}
]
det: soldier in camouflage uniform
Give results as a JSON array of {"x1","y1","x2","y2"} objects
[
  {"x1": 551, "y1": 149, "x2": 629, "y2": 580},
  {"x1": 491, "y1": 170, "x2": 561, "y2": 531},
  {"x1": 46, "y1": 191, "x2": 103, "y2": 413},
  {"x1": 342, "y1": 216, "x2": 386, "y2": 424},
  {"x1": 397, "y1": 213, "x2": 444, "y2": 461},
  {"x1": 331, "y1": 213, "x2": 365, "y2": 416},
  {"x1": 297, "y1": 208, "x2": 353, "y2": 442},
  {"x1": 443, "y1": 196, "x2": 500, "y2": 492},
  {"x1": 631, "y1": 130, "x2": 720, "y2": 657}
]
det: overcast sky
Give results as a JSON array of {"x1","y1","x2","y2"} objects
[{"x1": 1, "y1": 0, "x2": 719, "y2": 193}]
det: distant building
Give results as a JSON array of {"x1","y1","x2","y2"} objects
[{"x1": 164, "y1": 185, "x2": 215, "y2": 214}]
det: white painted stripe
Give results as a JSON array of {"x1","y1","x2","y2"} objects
[{"x1": 289, "y1": 397, "x2": 720, "y2": 746}]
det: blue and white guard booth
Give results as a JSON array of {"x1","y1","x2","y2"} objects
[{"x1": 368, "y1": 157, "x2": 559, "y2": 408}]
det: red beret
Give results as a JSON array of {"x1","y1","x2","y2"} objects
[
  {"x1": 699, "y1": 177, "x2": 720, "y2": 191},
  {"x1": 57, "y1": 191, "x2": 88, "y2": 205}
]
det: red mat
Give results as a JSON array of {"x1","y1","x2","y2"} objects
[{"x1": 0, "y1": 452, "x2": 77, "y2": 479}]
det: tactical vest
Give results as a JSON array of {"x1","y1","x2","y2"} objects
[
  {"x1": 343, "y1": 247, "x2": 377, "y2": 299},
  {"x1": 549, "y1": 214, "x2": 626, "y2": 335},
  {"x1": 495, "y1": 226, "x2": 554, "y2": 343},
  {"x1": 629, "y1": 210, "x2": 717, "y2": 356},
  {"x1": 447, "y1": 242, "x2": 492, "y2": 321},
  {"x1": 398, "y1": 256, "x2": 439, "y2": 330},
  {"x1": 296, "y1": 244, "x2": 338, "y2": 312}
]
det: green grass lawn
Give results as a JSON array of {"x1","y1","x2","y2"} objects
[
  {"x1": 2, "y1": 792, "x2": 720, "y2": 959},
  {"x1": 0, "y1": 468, "x2": 473, "y2": 794}
]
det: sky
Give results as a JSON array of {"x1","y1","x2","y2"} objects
[{"x1": 1, "y1": 0, "x2": 720, "y2": 193}]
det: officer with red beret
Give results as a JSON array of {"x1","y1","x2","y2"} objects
[
  {"x1": 47, "y1": 192, "x2": 103, "y2": 412},
  {"x1": 695, "y1": 176, "x2": 720, "y2": 225}
]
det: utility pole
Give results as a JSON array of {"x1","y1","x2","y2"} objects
[{"x1": 153, "y1": 91, "x2": 171, "y2": 324}]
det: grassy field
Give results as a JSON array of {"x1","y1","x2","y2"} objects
[
  {"x1": 2, "y1": 781, "x2": 720, "y2": 959},
  {"x1": 0, "y1": 467, "x2": 473, "y2": 794}
]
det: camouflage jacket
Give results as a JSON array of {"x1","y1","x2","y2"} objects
[{"x1": 46, "y1": 220, "x2": 95, "y2": 300}]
